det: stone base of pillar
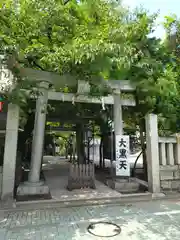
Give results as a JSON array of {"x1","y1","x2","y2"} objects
[
  {"x1": 152, "y1": 192, "x2": 165, "y2": 199},
  {"x1": 0, "y1": 196, "x2": 16, "y2": 209},
  {"x1": 106, "y1": 178, "x2": 140, "y2": 193},
  {"x1": 17, "y1": 181, "x2": 50, "y2": 197}
]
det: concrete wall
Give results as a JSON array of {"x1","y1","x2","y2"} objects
[{"x1": 159, "y1": 136, "x2": 180, "y2": 191}]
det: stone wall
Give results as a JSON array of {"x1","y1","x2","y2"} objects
[
  {"x1": 160, "y1": 166, "x2": 180, "y2": 190},
  {"x1": 159, "y1": 136, "x2": 180, "y2": 191}
]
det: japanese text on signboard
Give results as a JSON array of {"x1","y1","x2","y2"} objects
[{"x1": 116, "y1": 135, "x2": 130, "y2": 176}]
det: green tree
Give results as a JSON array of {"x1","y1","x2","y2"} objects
[
  {"x1": 161, "y1": 15, "x2": 180, "y2": 133},
  {"x1": 1, "y1": 0, "x2": 175, "y2": 100},
  {"x1": 0, "y1": 0, "x2": 179, "y2": 168},
  {"x1": 0, "y1": 0, "x2": 130, "y2": 89}
]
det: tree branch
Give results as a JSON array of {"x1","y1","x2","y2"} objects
[{"x1": 64, "y1": 0, "x2": 71, "y2": 5}]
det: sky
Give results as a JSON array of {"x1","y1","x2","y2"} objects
[{"x1": 122, "y1": 0, "x2": 180, "y2": 38}]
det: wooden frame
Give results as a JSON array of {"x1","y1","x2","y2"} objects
[{"x1": 67, "y1": 163, "x2": 96, "y2": 190}]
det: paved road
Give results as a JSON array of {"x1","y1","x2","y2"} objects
[{"x1": 1, "y1": 200, "x2": 180, "y2": 239}]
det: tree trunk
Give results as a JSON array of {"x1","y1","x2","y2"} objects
[
  {"x1": 110, "y1": 130, "x2": 114, "y2": 178},
  {"x1": 72, "y1": 136, "x2": 76, "y2": 161},
  {"x1": 87, "y1": 136, "x2": 90, "y2": 164},
  {"x1": 76, "y1": 123, "x2": 85, "y2": 164},
  {"x1": 18, "y1": 112, "x2": 35, "y2": 162},
  {"x1": 99, "y1": 135, "x2": 103, "y2": 168}
]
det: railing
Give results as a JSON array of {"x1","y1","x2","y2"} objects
[{"x1": 158, "y1": 136, "x2": 180, "y2": 166}]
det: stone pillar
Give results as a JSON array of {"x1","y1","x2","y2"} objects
[
  {"x1": 113, "y1": 91, "x2": 123, "y2": 182},
  {"x1": 176, "y1": 134, "x2": 180, "y2": 165},
  {"x1": 1, "y1": 104, "x2": 19, "y2": 200},
  {"x1": 145, "y1": 114, "x2": 161, "y2": 193},
  {"x1": 159, "y1": 143, "x2": 166, "y2": 166},
  {"x1": 17, "y1": 82, "x2": 50, "y2": 197},
  {"x1": 167, "y1": 143, "x2": 175, "y2": 165},
  {"x1": 113, "y1": 91, "x2": 123, "y2": 135},
  {"x1": 28, "y1": 81, "x2": 49, "y2": 183}
]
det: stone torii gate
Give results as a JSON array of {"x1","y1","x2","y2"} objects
[{"x1": 1, "y1": 67, "x2": 160, "y2": 200}]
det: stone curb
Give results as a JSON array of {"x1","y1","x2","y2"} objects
[
  {"x1": 1, "y1": 191, "x2": 180, "y2": 212},
  {"x1": 0, "y1": 192, "x2": 151, "y2": 212}
]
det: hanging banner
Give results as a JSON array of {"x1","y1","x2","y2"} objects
[{"x1": 115, "y1": 135, "x2": 130, "y2": 177}]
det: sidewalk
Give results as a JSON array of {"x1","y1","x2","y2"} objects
[{"x1": 1, "y1": 200, "x2": 180, "y2": 239}]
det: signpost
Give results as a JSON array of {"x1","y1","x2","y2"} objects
[{"x1": 115, "y1": 135, "x2": 130, "y2": 177}]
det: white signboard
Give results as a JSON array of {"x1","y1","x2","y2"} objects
[{"x1": 115, "y1": 135, "x2": 130, "y2": 177}]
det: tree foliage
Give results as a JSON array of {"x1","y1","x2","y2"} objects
[
  {"x1": 0, "y1": 0, "x2": 130, "y2": 82},
  {"x1": 0, "y1": 0, "x2": 179, "y2": 134},
  {"x1": 159, "y1": 15, "x2": 180, "y2": 133}
]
